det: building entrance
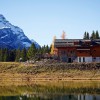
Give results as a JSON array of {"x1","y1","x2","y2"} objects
[{"x1": 68, "y1": 58, "x2": 72, "y2": 63}]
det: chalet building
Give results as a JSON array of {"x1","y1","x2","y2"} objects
[{"x1": 54, "y1": 39, "x2": 100, "y2": 63}]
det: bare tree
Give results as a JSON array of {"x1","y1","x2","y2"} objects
[{"x1": 61, "y1": 31, "x2": 66, "y2": 39}]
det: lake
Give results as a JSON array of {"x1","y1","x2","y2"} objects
[{"x1": 0, "y1": 81, "x2": 99, "y2": 100}]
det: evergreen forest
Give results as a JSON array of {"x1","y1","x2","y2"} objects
[{"x1": 0, "y1": 44, "x2": 51, "y2": 62}]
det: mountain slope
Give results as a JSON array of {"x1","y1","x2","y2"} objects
[{"x1": 0, "y1": 14, "x2": 40, "y2": 49}]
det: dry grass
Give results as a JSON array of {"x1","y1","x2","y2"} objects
[{"x1": 0, "y1": 62, "x2": 100, "y2": 81}]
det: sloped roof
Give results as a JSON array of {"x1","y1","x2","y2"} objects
[
  {"x1": 54, "y1": 39, "x2": 100, "y2": 47},
  {"x1": 54, "y1": 39, "x2": 91, "y2": 43}
]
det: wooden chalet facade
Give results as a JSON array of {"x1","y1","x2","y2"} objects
[{"x1": 54, "y1": 39, "x2": 100, "y2": 63}]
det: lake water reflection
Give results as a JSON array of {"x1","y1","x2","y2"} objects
[{"x1": 0, "y1": 81, "x2": 99, "y2": 100}]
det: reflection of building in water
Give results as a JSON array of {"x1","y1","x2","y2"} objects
[
  {"x1": 78, "y1": 94, "x2": 100, "y2": 100},
  {"x1": 54, "y1": 39, "x2": 100, "y2": 63},
  {"x1": 24, "y1": 94, "x2": 100, "y2": 100}
]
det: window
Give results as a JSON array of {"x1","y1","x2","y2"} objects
[
  {"x1": 83, "y1": 57, "x2": 85, "y2": 62},
  {"x1": 79, "y1": 57, "x2": 81, "y2": 62},
  {"x1": 93, "y1": 57, "x2": 96, "y2": 59}
]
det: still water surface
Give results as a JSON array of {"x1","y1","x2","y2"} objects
[{"x1": 0, "y1": 81, "x2": 99, "y2": 100}]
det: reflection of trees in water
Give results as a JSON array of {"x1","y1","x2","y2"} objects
[{"x1": 0, "y1": 96, "x2": 19, "y2": 100}]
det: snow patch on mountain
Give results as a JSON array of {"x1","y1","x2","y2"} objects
[
  {"x1": 1, "y1": 34, "x2": 8, "y2": 39},
  {"x1": 22, "y1": 42, "x2": 31, "y2": 47}
]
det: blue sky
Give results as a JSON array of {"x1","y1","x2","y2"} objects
[{"x1": 0, "y1": 0, "x2": 100, "y2": 46}]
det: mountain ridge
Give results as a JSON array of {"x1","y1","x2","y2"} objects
[{"x1": 0, "y1": 14, "x2": 40, "y2": 49}]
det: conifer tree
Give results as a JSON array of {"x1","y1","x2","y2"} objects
[
  {"x1": 3, "y1": 48, "x2": 9, "y2": 62},
  {"x1": 42, "y1": 45, "x2": 46, "y2": 53},
  {"x1": 45, "y1": 45, "x2": 50, "y2": 53},
  {"x1": 9, "y1": 50, "x2": 16, "y2": 61},
  {"x1": 90, "y1": 31, "x2": 96, "y2": 39},
  {"x1": 87, "y1": 32, "x2": 90, "y2": 39},
  {"x1": 96, "y1": 30, "x2": 99, "y2": 39},
  {"x1": 21, "y1": 48, "x2": 27, "y2": 61},
  {"x1": 83, "y1": 31, "x2": 87, "y2": 39},
  {"x1": 27, "y1": 43, "x2": 37, "y2": 59},
  {"x1": 0, "y1": 49, "x2": 4, "y2": 61},
  {"x1": 0, "y1": 49, "x2": 2, "y2": 61},
  {"x1": 41, "y1": 45, "x2": 50, "y2": 54},
  {"x1": 37, "y1": 47, "x2": 42, "y2": 54},
  {"x1": 15, "y1": 49, "x2": 21, "y2": 61}
]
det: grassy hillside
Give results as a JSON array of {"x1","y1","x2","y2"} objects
[{"x1": 0, "y1": 62, "x2": 100, "y2": 81}]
